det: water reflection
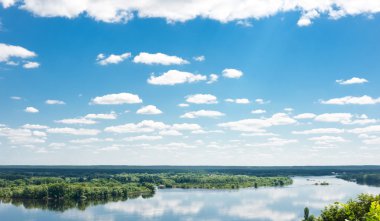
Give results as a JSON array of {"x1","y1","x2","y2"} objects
[
  {"x1": 0, "y1": 192, "x2": 154, "y2": 212},
  {"x1": 1, "y1": 176, "x2": 380, "y2": 221}
]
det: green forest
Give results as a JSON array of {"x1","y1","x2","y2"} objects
[{"x1": 0, "y1": 172, "x2": 292, "y2": 203}]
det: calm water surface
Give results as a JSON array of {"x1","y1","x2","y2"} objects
[{"x1": 1, "y1": 176, "x2": 380, "y2": 221}]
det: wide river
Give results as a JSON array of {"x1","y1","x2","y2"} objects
[{"x1": 1, "y1": 176, "x2": 380, "y2": 221}]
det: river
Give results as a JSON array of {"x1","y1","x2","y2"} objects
[{"x1": 1, "y1": 176, "x2": 380, "y2": 221}]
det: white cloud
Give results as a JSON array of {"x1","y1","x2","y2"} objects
[
  {"x1": 186, "y1": 94, "x2": 217, "y2": 104},
  {"x1": 11, "y1": 1, "x2": 380, "y2": 27},
  {"x1": 69, "y1": 138, "x2": 102, "y2": 144},
  {"x1": 147, "y1": 70, "x2": 207, "y2": 85},
  {"x1": 321, "y1": 95, "x2": 380, "y2": 105},
  {"x1": 362, "y1": 137, "x2": 380, "y2": 145},
  {"x1": 172, "y1": 123, "x2": 201, "y2": 131},
  {"x1": 255, "y1": 98, "x2": 270, "y2": 104},
  {"x1": 236, "y1": 20, "x2": 253, "y2": 27},
  {"x1": 84, "y1": 112, "x2": 117, "y2": 120},
  {"x1": 133, "y1": 52, "x2": 188, "y2": 65},
  {"x1": 0, "y1": 0, "x2": 16, "y2": 8},
  {"x1": 136, "y1": 105, "x2": 163, "y2": 115},
  {"x1": 294, "y1": 113, "x2": 316, "y2": 119},
  {"x1": 55, "y1": 118, "x2": 97, "y2": 125},
  {"x1": 105, "y1": 120, "x2": 169, "y2": 133},
  {"x1": 22, "y1": 124, "x2": 49, "y2": 129},
  {"x1": 219, "y1": 113, "x2": 296, "y2": 132},
  {"x1": 178, "y1": 103, "x2": 189, "y2": 107},
  {"x1": 181, "y1": 110, "x2": 225, "y2": 118},
  {"x1": 336, "y1": 77, "x2": 368, "y2": 85},
  {"x1": 251, "y1": 109, "x2": 266, "y2": 114},
  {"x1": 0, "y1": 43, "x2": 36, "y2": 63},
  {"x1": 47, "y1": 127, "x2": 100, "y2": 136},
  {"x1": 255, "y1": 137, "x2": 298, "y2": 147},
  {"x1": 193, "y1": 55, "x2": 205, "y2": 62},
  {"x1": 292, "y1": 128, "x2": 345, "y2": 135},
  {"x1": 91, "y1": 92, "x2": 142, "y2": 105},
  {"x1": 24, "y1": 106, "x2": 39, "y2": 113},
  {"x1": 207, "y1": 74, "x2": 218, "y2": 84},
  {"x1": 309, "y1": 136, "x2": 348, "y2": 145},
  {"x1": 0, "y1": 127, "x2": 46, "y2": 144},
  {"x1": 96, "y1": 52, "x2": 130, "y2": 65},
  {"x1": 124, "y1": 135, "x2": 162, "y2": 141},
  {"x1": 10, "y1": 96, "x2": 22, "y2": 100},
  {"x1": 23, "y1": 61, "x2": 40, "y2": 69},
  {"x1": 315, "y1": 113, "x2": 352, "y2": 124},
  {"x1": 159, "y1": 130, "x2": 182, "y2": 136},
  {"x1": 222, "y1": 68, "x2": 243, "y2": 79},
  {"x1": 297, "y1": 9, "x2": 320, "y2": 27},
  {"x1": 46, "y1": 99, "x2": 65, "y2": 105},
  {"x1": 314, "y1": 113, "x2": 377, "y2": 125},
  {"x1": 225, "y1": 98, "x2": 250, "y2": 104},
  {"x1": 349, "y1": 125, "x2": 380, "y2": 134}
]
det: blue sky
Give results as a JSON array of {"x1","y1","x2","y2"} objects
[{"x1": 1, "y1": 1, "x2": 380, "y2": 165}]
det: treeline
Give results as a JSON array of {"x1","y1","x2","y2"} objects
[
  {"x1": 0, "y1": 173, "x2": 292, "y2": 202},
  {"x1": 303, "y1": 194, "x2": 380, "y2": 221},
  {"x1": 1, "y1": 165, "x2": 380, "y2": 177},
  {"x1": 338, "y1": 174, "x2": 380, "y2": 187}
]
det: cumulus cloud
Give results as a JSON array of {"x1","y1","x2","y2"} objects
[
  {"x1": 23, "y1": 61, "x2": 40, "y2": 69},
  {"x1": 292, "y1": 128, "x2": 345, "y2": 135},
  {"x1": 0, "y1": 43, "x2": 40, "y2": 68},
  {"x1": 6, "y1": 1, "x2": 379, "y2": 27},
  {"x1": 47, "y1": 127, "x2": 100, "y2": 136},
  {"x1": 84, "y1": 112, "x2": 117, "y2": 120},
  {"x1": 90, "y1": 92, "x2": 142, "y2": 105},
  {"x1": 10, "y1": 96, "x2": 22, "y2": 100},
  {"x1": 45, "y1": 99, "x2": 65, "y2": 105},
  {"x1": 147, "y1": 70, "x2": 207, "y2": 85},
  {"x1": 225, "y1": 98, "x2": 250, "y2": 104},
  {"x1": 0, "y1": 127, "x2": 46, "y2": 144},
  {"x1": 133, "y1": 52, "x2": 188, "y2": 65},
  {"x1": 256, "y1": 137, "x2": 298, "y2": 147},
  {"x1": 315, "y1": 113, "x2": 352, "y2": 124},
  {"x1": 309, "y1": 136, "x2": 348, "y2": 145},
  {"x1": 159, "y1": 130, "x2": 182, "y2": 136},
  {"x1": 321, "y1": 95, "x2": 380, "y2": 105},
  {"x1": 349, "y1": 125, "x2": 380, "y2": 134},
  {"x1": 314, "y1": 113, "x2": 377, "y2": 125},
  {"x1": 297, "y1": 9, "x2": 320, "y2": 27},
  {"x1": 222, "y1": 68, "x2": 243, "y2": 78},
  {"x1": 0, "y1": 43, "x2": 36, "y2": 62},
  {"x1": 96, "y1": 52, "x2": 131, "y2": 65},
  {"x1": 178, "y1": 103, "x2": 189, "y2": 107},
  {"x1": 171, "y1": 123, "x2": 202, "y2": 131},
  {"x1": 193, "y1": 55, "x2": 205, "y2": 62},
  {"x1": 55, "y1": 118, "x2": 97, "y2": 125},
  {"x1": 22, "y1": 124, "x2": 49, "y2": 129},
  {"x1": 255, "y1": 98, "x2": 270, "y2": 104},
  {"x1": 181, "y1": 110, "x2": 225, "y2": 118},
  {"x1": 136, "y1": 105, "x2": 163, "y2": 115},
  {"x1": 336, "y1": 77, "x2": 368, "y2": 85},
  {"x1": 251, "y1": 109, "x2": 266, "y2": 114},
  {"x1": 24, "y1": 106, "x2": 39, "y2": 113},
  {"x1": 207, "y1": 74, "x2": 218, "y2": 84},
  {"x1": 294, "y1": 113, "x2": 316, "y2": 119},
  {"x1": 124, "y1": 135, "x2": 162, "y2": 141},
  {"x1": 186, "y1": 94, "x2": 217, "y2": 104},
  {"x1": 105, "y1": 120, "x2": 169, "y2": 133},
  {"x1": 219, "y1": 113, "x2": 296, "y2": 132}
]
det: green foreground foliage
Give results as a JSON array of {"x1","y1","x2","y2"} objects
[
  {"x1": 304, "y1": 194, "x2": 380, "y2": 221},
  {"x1": 0, "y1": 173, "x2": 291, "y2": 207}
]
